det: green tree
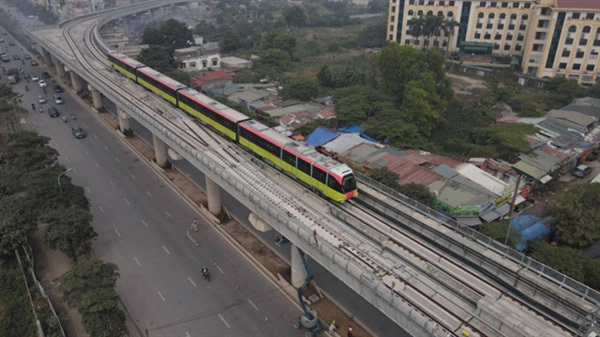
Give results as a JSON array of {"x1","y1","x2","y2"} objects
[
  {"x1": 370, "y1": 166, "x2": 401, "y2": 190},
  {"x1": 588, "y1": 81, "x2": 600, "y2": 99},
  {"x1": 333, "y1": 86, "x2": 396, "y2": 125},
  {"x1": 160, "y1": 19, "x2": 193, "y2": 52},
  {"x1": 221, "y1": 29, "x2": 240, "y2": 52},
  {"x1": 57, "y1": 258, "x2": 119, "y2": 307},
  {"x1": 529, "y1": 241, "x2": 586, "y2": 282},
  {"x1": 42, "y1": 207, "x2": 97, "y2": 262},
  {"x1": 261, "y1": 30, "x2": 297, "y2": 60},
  {"x1": 194, "y1": 21, "x2": 218, "y2": 38},
  {"x1": 396, "y1": 183, "x2": 436, "y2": 207},
  {"x1": 79, "y1": 288, "x2": 127, "y2": 337},
  {"x1": 401, "y1": 82, "x2": 440, "y2": 136},
  {"x1": 551, "y1": 184, "x2": 600, "y2": 248},
  {"x1": 478, "y1": 220, "x2": 522, "y2": 248},
  {"x1": 234, "y1": 70, "x2": 261, "y2": 83},
  {"x1": 553, "y1": 80, "x2": 584, "y2": 106},
  {"x1": 280, "y1": 77, "x2": 320, "y2": 101},
  {"x1": 488, "y1": 124, "x2": 537, "y2": 160},
  {"x1": 357, "y1": 20, "x2": 388, "y2": 48},
  {"x1": 317, "y1": 65, "x2": 365, "y2": 88},
  {"x1": 252, "y1": 49, "x2": 290, "y2": 78},
  {"x1": 284, "y1": 6, "x2": 307, "y2": 28},
  {"x1": 137, "y1": 45, "x2": 173, "y2": 72},
  {"x1": 141, "y1": 26, "x2": 163, "y2": 45}
]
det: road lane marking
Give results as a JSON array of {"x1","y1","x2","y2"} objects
[
  {"x1": 72, "y1": 169, "x2": 77, "y2": 174},
  {"x1": 218, "y1": 314, "x2": 230, "y2": 328},
  {"x1": 63, "y1": 155, "x2": 69, "y2": 161},
  {"x1": 124, "y1": 198, "x2": 130, "y2": 205},
  {"x1": 94, "y1": 135, "x2": 98, "y2": 139},
  {"x1": 146, "y1": 190, "x2": 153, "y2": 197},
  {"x1": 114, "y1": 157, "x2": 120, "y2": 163},
  {"x1": 85, "y1": 150, "x2": 89, "y2": 156},
  {"x1": 216, "y1": 265, "x2": 225, "y2": 274},
  {"x1": 141, "y1": 220, "x2": 148, "y2": 228},
  {"x1": 157, "y1": 291, "x2": 165, "y2": 302},
  {"x1": 186, "y1": 332, "x2": 191, "y2": 337},
  {"x1": 94, "y1": 162, "x2": 100, "y2": 168},
  {"x1": 98, "y1": 206, "x2": 105, "y2": 213},
  {"x1": 248, "y1": 299, "x2": 259, "y2": 311},
  {"x1": 104, "y1": 146, "x2": 108, "y2": 150},
  {"x1": 85, "y1": 186, "x2": 91, "y2": 193},
  {"x1": 83, "y1": 124, "x2": 88, "y2": 129},
  {"x1": 109, "y1": 180, "x2": 114, "y2": 186},
  {"x1": 133, "y1": 256, "x2": 141, "y2": 266},
  {"x1": 114, "y1": 229, "x2": 121, "y2": 238},
  {"x1": 165, "y1": 211, "x2": 172, "y2": 218},
  {"x1": 162, "y1": 245, "x2": 170, "y2": 255},
  {"x1": 188, "y1": 277, "x2": 197, "y2": 288},
  {"x1": 130, "y1": 173, "x2": 136, "y2": 180}
]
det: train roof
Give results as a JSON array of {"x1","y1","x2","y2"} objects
[
  {"x1": 178, "y1": 88, "x2": 250, "y2": 123},
  {"x1": 108, "y1": 52, "x2": 146, "y2": 69},
  {"x1": 241, "y1": 120, "x2": 353, "y2": 177},
  {"x1": 137, "y1": 67, "x2": 187, "y2": 91}
]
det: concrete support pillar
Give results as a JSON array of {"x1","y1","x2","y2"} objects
[
  {"x1": 117, "y1": 107, "x2": 130, "y2": 131},
  {"x1": 88, "y1": 85, "x2": 103, "y2": 109},
  {"x1": 205, "y1": 176, "x2": 221, "y2": 216},
  {"x1": 152, "y1": 134, "x2": 168, "y2": 168},
  {"x1": 54, "y1": 58, "x2": 65, "y2": 77},
  {"x1": 69, "y1": 71, "x2": 82, "y2": 93},
  {"x1": 41, "y1": 48, "x2": 52, "y2": 66},
  {"x1": 291, "y1": 244, "x2": 308, "y2": 288}
]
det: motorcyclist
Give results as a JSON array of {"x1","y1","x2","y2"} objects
[
  {"x1": 71, "y1": 114, "x2": 76, "y2": 120},
  {"x1": 201, "y1": 267, "x2": 209, "y2": 278},
  {"x1": 25, "y1": 85, "x2": 28, "y2": 91},
  {"x1": 31, "y1": 103, "x2": 35, "y2": 110}
]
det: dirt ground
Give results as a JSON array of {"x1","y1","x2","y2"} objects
[
  {"x1": 98, "y1": 111, "x2": 371, "y2": 337},
  {"x1": 446, "y1": 73, "x2": 488, "y2": 98}
]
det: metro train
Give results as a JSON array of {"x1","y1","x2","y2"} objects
[{"x1": 108, "y1": 52, "x2": 358, "y2": 202}]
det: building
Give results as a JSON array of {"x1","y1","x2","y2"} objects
[
  {"x1": 191, "y1": 70, "x2": 235, "y2": 91},
  {"x1": 387, "y1": 0, "x2": 600, "y2": 83},
  {"x1": 173, "y1": 43, "x2": 220, "y2": 72},
  {"x1": 220, "y1": 56, "x2": 252, "y2": 71}
]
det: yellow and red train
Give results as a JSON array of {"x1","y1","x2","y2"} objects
[{"x1": 108, "y1": 52, "x2": 358, "y2": 202}]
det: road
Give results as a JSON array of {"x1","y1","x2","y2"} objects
[{"x1": 1, "y1": 31, "x2": 305, "y2": 337}]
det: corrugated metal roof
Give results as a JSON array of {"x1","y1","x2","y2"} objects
[
  {"x1": 322, "y1": 133, "x2": 376, "y2": 154},
  {"x1": 432, "y1": 164, "x2": 459, "y2": 179},
  {"x1": 547, "y1": 109, "x2": 597, "y2": 128},
  {"x1": 561, "y1": 105, "x2": 600, "y2": 118},
  {"x1": 305, "y1": 127, "x2": 339, "y2": 146},
  {"x1": 455, "y1": 163, "x2": 508, "y2": 195}
]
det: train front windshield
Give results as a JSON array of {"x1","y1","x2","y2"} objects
[{"x1": 342, "y1": 174, "x2": 357, "y2": 193}]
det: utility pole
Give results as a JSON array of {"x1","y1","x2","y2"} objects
[{"x1": 504, "y1": 175, "x2": 522, "y2": 246}]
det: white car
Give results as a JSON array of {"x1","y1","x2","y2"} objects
[
  {"x1": 37, "y1": 95, "x2": 46, "y2": 104},
  {"x1": 53, "y1": 95, "x2": 63, "y2": 104},
  {"x1": 38, "y1": 79, "x2": 47, "y2": 87},
  {"x1": 31, "y1": 75, "x2": 39, "y2": 81}
]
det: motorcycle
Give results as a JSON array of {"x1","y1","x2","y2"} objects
[
  {"x1": 71, "y1": 114, "x2": 76, "y2": 120},
  {"x1": 25, "y1": 85, "x2": 28, "y2": 91},
  {"x1": 38, "y1": 107, "x2": 43, "y2": 113},
  {"x1": 202, "y1": 269, "x2": 210, "y2": 282}
]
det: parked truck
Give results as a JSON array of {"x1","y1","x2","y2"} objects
[{"x1": 7, "y1": 68, "x2": 19, "y2": 84}]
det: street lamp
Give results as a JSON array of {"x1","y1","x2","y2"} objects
[
  {"x1": 57, "y1": 168, "x2": 73, "y2": 192},
  {"x1": 11, "y1": 93, "x2": 23, "y2": 129}
]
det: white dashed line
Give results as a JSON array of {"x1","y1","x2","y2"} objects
[
  {"x1": 85, "y1": 186, "x2": 91, "y2": 193},
  {"x1": 186, "y1": 332, "x2": 191, "y2": 337},
  {"x1": 130, "y1": 173, "x2": 136, "y2": 180},
  {"x1": 104, "y1": 146, "x2": 108, "y2": 150},
  {"x1": 248, "y1": 299, "x2": 259, "y2": 311},
  {"x1": 165, "y1": 211, "x2": 172, "y2": 218},
  {"x1": 216, "y1": 265, "x2": 225, "y2": 274},
  {"x1": 85, "y1": 150, "x2": 90, "y2": 156},
  {"x1": 157, "y1": 291, "x2": 165, "y2": 302},
  {"x1": 188, "y1": 277, "x2": 197, "y2": 288},
  {"x1": 109, "y1": 180, "x2": 114, "y2": 186},
  {"x1": 141, "y1": 220, "x2": 148, "y2": 228},
  {"x1": 162, "y1": 245, "x2": 170, "y2": 255},
  {"x1": 146, "y1": 190, "x2": 152, "y2": 197},
  {"x1": 72, "y1": 169, "x2": 77, "y2": 174},
  {"x1": 95, "y1": 162, "x2": 100, "y2": 168},
  {"x1": 114, "y1": 157, "x2": 120, "y2": 163},
  {"x1": 94, "y1": 135, "x2": 98, "y2": 139},
  {"x1": 218, "y1": 314, "x2": 230, "y2": 328},
  {"x1": 98, "y1": 206, "x2": 105, "y2": 213},
  {"x1": 63, "y1": 155, "x2": 69, "y2": 161},
  {"x1": 83, "y1": 124, "x2": 88, "y2": 129},
  {"x1": 124, "y1": 198, "x2": 130, "y2": 205},
  {"x1": 114, "y1": 229, "x2": 122, "y2": 238},
  {"x1": 133, "y1": 256, "x2": 141, "y2": 266}
]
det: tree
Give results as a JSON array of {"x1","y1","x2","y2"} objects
[
  {"x1": 141, "y1": 26, "x2": 163, "y2": 46},
  {"x1": 333, "y1": 86, "x2": 394, "y2": 125},
  {"x1": 370, "y1": 167, "x2": 401, "y2": 190},
  {"x1": 261, "y1": 30, "x2": 297, "y2": 60},
  {"x1": 164, "y1": 70, "x2": 191, "y2": 87},
  {"x1": 401, "y1": 82, "x2": 440, "y2": 136},
  {"x1": 588, "y1": 81, "x2": 600, "y2": 99},
  {"x1": 396, "y1": 183, "x2": 436, "y2": 207},
  {"x1": 42, "y1": 207, "x2": 98, "y2": 262},
  {"x1": 551, "y1": 184, "x2": 600, "y2": 248},
  {"x1": 221, "y1": 29, "x2": 240, "y2": 52},
  {"x1": 488, "y1": 124, "x2": 537, "y2": 160},
  {"x1": 529, "y1": 241, "x2": 586, "y2": 282},
  {"x1": 317, "y1": 65, "x2": 365, "y2": 88},
  {"x1": 407, "y1": 16, "x2": 425, "y2": 45},
  {"x1": 553, "y1": 80, "x2": 584, "y2": 106},
  {"x1": 234, "y1": 70, "x2": 261, "y2": 83},
  {"x1": 137, "y1": 45, "x2": 172, "y2": 72},
  {"x1": 57, "y1": 258, "x2": 119, "y2": 307},
  {"x1": 160, "y1": 19, "x2": 193, "y2": 52},
  {"x1": 478, "y1": 220, "x2": 522, "y2": 248},
  {"x1": 357, "y1": 21, "x2": 388, "y2": 48},
  {"x1": 280, "y1": 77, "x2": 320, "y2": 101},
  {"x1": 194, "y1": 21, "x2": 218, "y2": 38},
  {"x1": 284, "y1": 6, "x2": 307, "y2": 28},
  {"x1": 79, "y1": 288, "x2": 127, "y2": 337},
  {"x1": 252, "y1": 49, "x2": 290, "y2": 78}
]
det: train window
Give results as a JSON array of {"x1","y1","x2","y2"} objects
[
  {"x1": 282, "y1": 149, "x2": 296, "y2": 166},
  {"x1": 313, "y1": 167, "x2": 327, "y2": 183},
  {"x1": 328, "y1": 176, "x2": 343, "y2": 193},
  {"x1": 297, "y1": 158, "x2": 311, "y2": 175},
  {"x1": 342, "y1": 175, "x2": 356, "y2": 193}
]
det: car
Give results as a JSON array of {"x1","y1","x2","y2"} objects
[
  {"x1": 53, "y1": 94, "x2": 63, "y2": 104},
  {"x1": 71, "y1": 126, "x2": 85, "y2": 138},
  {"x1": 572, "y1": 164, "x2": 592, "y2": 178},
  {"x1": 31, "y1": 60, "x2": 38, "y2": 66},
  {"x1": 31, "y1": 75, "x2": 39, "y2": 81},
  {"x1": 48, "y1": 107, "x2": 59, "y2": 117},
  {"x1": 38, "y1": 79, "x2": 47, "y2": 87},
  {"x1": 24, "y1": 54, "x2": 31, "y2": 60},
  {"x1": 12, "y1": 55, "x2": 19, "y2": 60},
  {"x1": 42, "y1": 71, "x2": 50, "y2": 78},
  {"x1": 8, "y1": 41, "x2": 15, "y2": 46},
  {"x1": 54, "y1": 85, "x2": 63, "y2": 93},
  {"x1": 37, "y1": 95, "x2": 46, "y2": 104}
]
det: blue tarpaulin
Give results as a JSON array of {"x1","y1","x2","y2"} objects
[
  {"x1": 305, "y1": 127, "x2": 339, "y2": 146},
  {"x1": 511, "y1": 215, "x2": 551, "y2": 251}
]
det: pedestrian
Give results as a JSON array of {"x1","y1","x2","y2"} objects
[
  {"x1": 192, "y1": 218, "x2": 198, "y2": 232},
  {"x1": 347, "y1": 326, "x2": 353, "y2": 337},
  {"x1": 328, "y1": 319, "x2": 337, "y2": 334}
]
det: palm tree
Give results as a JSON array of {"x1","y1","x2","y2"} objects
[
  {"x1": 441, "y1": 19, "x2": 460, "y2": 55},
  {"x1": 423, "y1": 13, "x2": 444, "y2": 49},
  {"x1": 407, "y1": 16, "x2": 425, "y2": 46}
]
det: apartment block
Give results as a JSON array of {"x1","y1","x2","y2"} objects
[{"x1": 387, "y1": 0, "x2": 600, "y2": 84}]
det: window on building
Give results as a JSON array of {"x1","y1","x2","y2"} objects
[
  {"x1": 428, "y1": 0, "x2": 434, "y2": 5},
  {"x1": 498, "y1": 24, "x2": 504, "y2": 29},
  {"x1": 572, "y1": 13, "x2": 580, "y2": 19},
  {"x1": 533, "y1": 44, "x2": 543, "y2": 51},
  {"x1": 478, "y1": 12, "x2": 484, "y2": 18},
  {"x1": 449, "y1": 1, "x2": 454, "y2": 5},
  {"x1": 535, "y1": 32, "x2": 546, "y2": 40},
  {"x1": 522, "y1": 14, "x2": 528, "y2": 21},
  {"x1": 586, "y1": 13, "x2": 594, "y2": 20},
  {"x1": 524, "y1": 3, "x2": 531, "y2": 8},
  {"x1": 443, "y1": 41, "x2": 448, "y2": 46},
  {"x1": 509, "y1": 24, "x2": 515, "y2": 30},
  {"x1": 587, "y1": 64, "x2": 595, "y2": 71},
  {"x1": 408, "y1": 10, "x2": 414, "y2": 15},
  {"x1": 520, "y1": 24, "x2": 527, "y2": 30},
  {"x1": 504, "y1": 44, "x2": 511, "y2": 50},
  {"x1": 562, "y1": 49, "x2": 570, "y2": 57},
  {"x1": 424, "y1": 39, "x2": 429, "y2": 46},
  {"x1": 538, "y1": 20, "x2": 549, "y2": 28},
  {"x1": 405, "y1": 39, "x2": 411, "y2": 44},
  {"x1": 439, "y1": 1, "x2": 445, "y2": 5},
  {"x1": 500, "y1": 13, "x2": 506, "y2": 19},
  {"x1": 487, "y1": 23, "x2": 493, "y2": 29},
  {"x1": 391, "y1": 16, "x2": 395, "y2": 22},
  {"x1": 495, "y1": 33, "x2": 502, "y2": 40},
  {"x1": 510, "y1": 13, "x2": 517, "y2": 20},
  {"x1": 480, "y1": 1, "x2": 485, "y2": 6},
  {"x1": 515, "y1": 44, "x2": 522, "y2": 51},
  {"x1": 389, "y1": 34, "x2": 394, "y2": 40},
  {"x1": 566, "y1": 38, "x2": 574, "y2": 44},
  {"x1": 438, "y1": 11, "x2": 443, "y2": 16},
  {"x1": 506, "y1": 34, "x2": 513, "y2": 40},
  {"x1": 475, "y1": 32, "x2": 481, "y2": 39},
  {"x1": 390, "y1": 25, "x2": 394, "y2": 31},
  {"x1": 418, "y1": 10, "x2": 423, "y2": 15},
  {"x1": 591, "y1": 52, "x2": 599, "y2": 60},
  {"x1": 583, "y1": 26, "x2": 591, "y2": 33},
  {"x1": 595, "y1": 40, "x2": 600, "y2": 46},
  {"x1": 489, "y1": 13, "x2": 495, "y2": 19},
  {"x1": 576, "y1": 50, "x2": 584, "y2": 58},
  {"x1": 579, "y1": 38, "x2": 588, "y2": 45},
  {"x1": 392, "y1": 6, "x2": 396, "y2": 11},
  {"x1": 427, "y1": 10, "x2": 433, "y2": 15},
  {"x1": 476, "y1": 23, "x2": 483, "y2": 28},
  {"x1": 559, "y1": 63, "x2": 567, "y2": 69},
  {"x1": 517, "y1": 34, "x2": 524, "y2": 41},
  {"x1": 490, "y1": 2, "x2": 496, "y2": 7},
  {"x1": 502, "y1": 2, "x2": 508, "y2": 7},
  {"x1": 540, "y1": 8, "x2": 549, "y2": 15},
  {"x1": 573, "y1": 63, "x2": 581, "y2": 70},
  {"x1": 568, "y1": 25, "x2": 577, "y2": 32},
  {"x1": 447, "y1": 11, "x2": 453, "y2": 17},
  {"x1": 484, "y1": 33, "x2": 491, "y2": 39}
]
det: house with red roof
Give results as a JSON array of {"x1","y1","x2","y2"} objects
[{"x1": 191, "y1": 71, "x2": 235, "y2": 91}]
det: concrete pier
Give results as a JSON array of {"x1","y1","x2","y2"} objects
[
  {"x1": 152, "y1": 134, "x2": 168, "y2": 167},
  {"x1": 205, "y1": 176, "x2": 221, "y2": 216}
]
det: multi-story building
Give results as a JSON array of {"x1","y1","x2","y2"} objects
[{"x1": 387, "y1": 0, "x2": 600, "y2": 84}]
